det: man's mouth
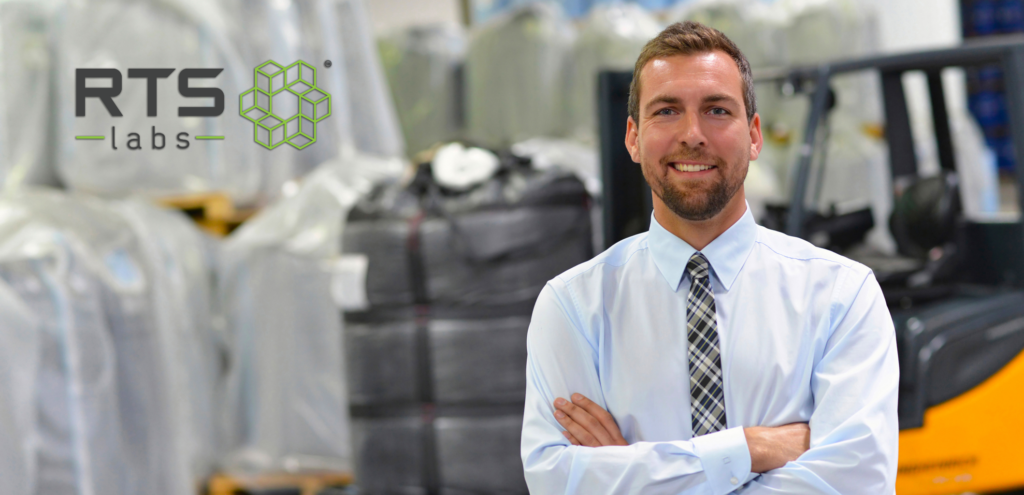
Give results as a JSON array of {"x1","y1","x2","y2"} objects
[{"x1": 670, "y1": 162, "x2": 716, "y2": 173}]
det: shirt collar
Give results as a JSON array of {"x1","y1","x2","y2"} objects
[{"x1": 647, "y1": 203, "x2": 758, "y2": 292}]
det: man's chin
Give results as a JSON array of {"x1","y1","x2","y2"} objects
[
  {"x1": 669, "y1": 205, "x2": 723, "y2": 222},
  {"x1": 659, "y1": 188, "x2": 733, "y2": 221}
]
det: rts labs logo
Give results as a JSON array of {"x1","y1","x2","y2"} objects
[
  {"x1": 239, "y1": 60, "x2": 331, "y2": 150},
  {"x1": 74, "y1": 59, "x2": 330, "y2": 151}
]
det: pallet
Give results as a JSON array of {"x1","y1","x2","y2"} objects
[
  {"x1": 205, "y1": 472, "x2": 354, "y2": 495},
  {"x1": 155, "y1": 192, "x2": 256, "y2": 237}
]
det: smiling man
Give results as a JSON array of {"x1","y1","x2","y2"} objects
[{"x1": 520, "y1": 21, "x2": 898, "y2": 494}]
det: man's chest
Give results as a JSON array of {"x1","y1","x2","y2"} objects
[{"x1": 594, "y1": 279, "x2": 832, "y2": 442}]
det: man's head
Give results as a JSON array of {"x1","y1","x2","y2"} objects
[{"x1": 626, "y1": 21, "x2": 762, "y2": 223}]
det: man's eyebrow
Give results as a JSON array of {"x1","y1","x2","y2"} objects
[
  {"x1": 703, "y1": 93, "x2": 741, "y2": 106},
  {"x1": 644, "y1": 95, "x2": 681, "y2": 113}
]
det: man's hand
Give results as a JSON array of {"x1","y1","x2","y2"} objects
[
  {"x1": 745, "y1": 423, "x2": 811, "y2": 473},
  {"x1": 552, "y1": 394, "x2": 628, "y2": 447}
]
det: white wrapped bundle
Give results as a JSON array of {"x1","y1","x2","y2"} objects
[
  {"x1": 780, "y1": 0, "x2": 878, "y2": 65},
  {"x1": 0, "y1": 0, "x2": 60, "y2": 190},
  {"x1": 219, "y1": 151, "x2": 403, "y2": 475},
  {"x1": 0, "y1": 278, "x2": 40, "y2": 495},
  {"x1": 673, "y1": 0, "x2": 788, "y2": 69},
  {"x1": 326, "y1": 0, "x2": 405, "y2": 159},
  {"x1": 0, "y1": 191, "x2": 222, "y2": 495},
  {"x1": 223, "y1": 0, "x2": 405, "y2": 199},
  {"x1": 112, "y1": 198, "x2": 224, "y2": 484},
  {"x1": 465, "y1": 3, "x2": 575, "y2": 147},
  {"x1": 781, "y1": 0, "x2": 882, "y2": 123},
  {"x1": 568, "y1": 3, "x2": 661, "y2": 141},
  {"x1": 379, "y1": 23, "x2": 467, "y2": 157},
  {"x1": 950, "y1": 111, "x2": 1000, "y2": 220}
]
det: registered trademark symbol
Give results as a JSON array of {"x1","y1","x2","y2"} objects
[{"x1": 324, "y1": 60, "x2": 332, "y2": 68}]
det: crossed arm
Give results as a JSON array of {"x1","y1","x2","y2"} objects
[{"x1": 552, "y1": 392, "x2": 811, "y2": 474}]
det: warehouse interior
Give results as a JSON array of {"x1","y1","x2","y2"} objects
[{"x1": 1, "y1": 0, "x2": 1024, "y2": 494}]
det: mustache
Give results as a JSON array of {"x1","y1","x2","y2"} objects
[{"x1": 658, "y1": 146, "x2": 724, "y2": 167}]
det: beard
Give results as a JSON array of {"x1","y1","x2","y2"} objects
[{"x1": 642, "y1": 144, "x2": 746, "y2": 222}]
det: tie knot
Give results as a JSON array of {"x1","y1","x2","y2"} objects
[{"x1": 686, "y1": 252, "x2": 710, "y2": 280}]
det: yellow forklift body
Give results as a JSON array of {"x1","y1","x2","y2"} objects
[{"x1": 898, "y1": 348, "x2": 1024, "y2": 494}]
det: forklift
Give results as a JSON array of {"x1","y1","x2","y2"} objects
[{"x1": 598, "y1": 37, "x2": 1024, "y2": 495}]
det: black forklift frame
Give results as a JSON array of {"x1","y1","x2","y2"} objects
[{"x1": 598, "y1": 35, "x2": 1024, "y2": 248}]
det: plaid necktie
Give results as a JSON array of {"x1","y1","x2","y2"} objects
[{"x1": 686, "y1": 252, "x2": 727, "y2": 436}]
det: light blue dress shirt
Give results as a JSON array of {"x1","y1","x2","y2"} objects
[{"x1": 521, "y1": 205, "x2": 899, "y2": 494}]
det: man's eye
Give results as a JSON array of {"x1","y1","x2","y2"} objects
[
  {"x1": 709, "y1": 108, "x2": 729, "y2": 116},
  {"x1": 655, "y1": 108, "x2": 674, "y2": 116}
]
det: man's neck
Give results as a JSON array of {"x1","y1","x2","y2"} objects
[{"x1": 652, "y1": 191, "x2": 747, "y2": 251}]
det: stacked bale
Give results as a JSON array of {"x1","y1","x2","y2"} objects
[{"x1": 343, "y1": 159, "x2": 593, "y2": 494}]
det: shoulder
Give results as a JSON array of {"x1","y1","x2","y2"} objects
[
  {"x1": 538, "y1": 232, "x2": 650, "y2": 319},
  {"x1": 753, "y1": 226, "x2": 882, "y2": 318},
  {"x1": 754, "y1": 225, "x2": 871, "y2": 277},
  {"x1": 551, "y1": 231, "x2": 650, "y2": 286},
  {"x1": 532, "y1": 232, "x2": 653, "y2": 346},
  {"x1": 752, "y1": 225, "x2": 878, "y2": 309}
]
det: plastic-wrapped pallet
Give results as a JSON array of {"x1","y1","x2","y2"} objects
[
  {"x1": 113, "y1": 199, "x2": 224, "y2": 482},
  {"x1": 673, "y1": 0, "x2": 787, "y2": 69},
  {"x1": 780, "y1": 0, "x2": 882, "y2": 124},
  {"x1": 379, "y1": 23, "x2": 467, "y2": 158},
  {"x1": 225, "y1": 0, "x2": 406, "y2": 193},
  {"x1": 780, "y1": 0, "x2": 878, "y2": 65},
  {"x1": 219, "y1": 151, "x2": 404, "y2": 476},
  {"x1": 0, "y1": 0, "x2": 60, "y2": 190},
  {"x1": 568, "y1": 3, "x2": 661, "y2": 141},
  {"x1": 0, "y1": 279, "x2": 40, "y2": 495},
  {"x1": 0, "y1": 191, "x2": 222, "y2": 495},
  {"x1": 342, "y1": 153, "x2": 593, "y2": 494},
  {"x1": 465, "y1": 3, "x2": 575, "y2": 147}
]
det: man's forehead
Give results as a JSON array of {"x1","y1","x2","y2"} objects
[{"x1": 640, "y1": 51, "x2": 743, "y2": 97}]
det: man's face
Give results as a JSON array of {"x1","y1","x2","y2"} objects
[{"x1": 626, "y1": 51, "x2": 762, "y2": 222}]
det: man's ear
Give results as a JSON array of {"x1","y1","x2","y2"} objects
[
  {"x1": 749, "y1": 113, "x2": 764, "y2": 162},
  {"x1": 626, "y1": 116, "x2": 641, "y2": 164}
]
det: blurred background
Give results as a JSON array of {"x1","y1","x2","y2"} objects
[{"x1": 1, "y1": 0, "x2": 1024, "y2": 494}]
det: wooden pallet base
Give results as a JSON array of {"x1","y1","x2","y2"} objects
[
  {"x1": 205, "y1": 472, "x2": 353, "y2": 495},
  {"x1": 155, "y1": 192, "x2": 255, "y2": 237}
]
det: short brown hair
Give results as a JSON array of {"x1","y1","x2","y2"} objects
[{"x1": 628, "y1": 21, "x2": 756, "y2": 124}]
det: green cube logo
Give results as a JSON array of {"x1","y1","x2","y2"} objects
[{"x1": 240, "y1": 60, "x2": 330, "y2": 149}]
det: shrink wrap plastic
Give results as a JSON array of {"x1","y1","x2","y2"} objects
[{"x1": 0, "y1": 191, "x2": 221, "y2": 495}]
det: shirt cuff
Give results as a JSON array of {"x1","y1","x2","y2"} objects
[{"x1": 692, "y1": 426, "x2": 752, "y2": 495}]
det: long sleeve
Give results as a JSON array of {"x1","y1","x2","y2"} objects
[
  {"x1": 737, "y1": 271, "x2": 900, "y2": 494},
  {"x1": 521, "y1": 282, "x2": 753, "y2": 495}
]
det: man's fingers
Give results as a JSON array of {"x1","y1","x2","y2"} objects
[
  {"x1": 562, "y1": 430, "x2": 581, "y2": 446},
  {"x1": 554, "y1": 408, "x2": 599, "y2": 446},
  {"x1": 570, "y1": 393, "x2": 627, "y2": 445},
  {"x1": 554, "y1": 398, "x2": 616, "y2": 446}
]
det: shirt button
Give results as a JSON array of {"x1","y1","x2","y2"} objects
[{"x1": 730, "y1": 477, "x2": 739, "y2": 485}]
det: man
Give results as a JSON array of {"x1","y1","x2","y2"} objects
[{"x1": 521, "y1": 21, "x2": 898, "y2": 494}]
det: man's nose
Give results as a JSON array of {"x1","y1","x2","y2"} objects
[{"x1": 675, "y1": 111, "x2": 707, "y2": 148}]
